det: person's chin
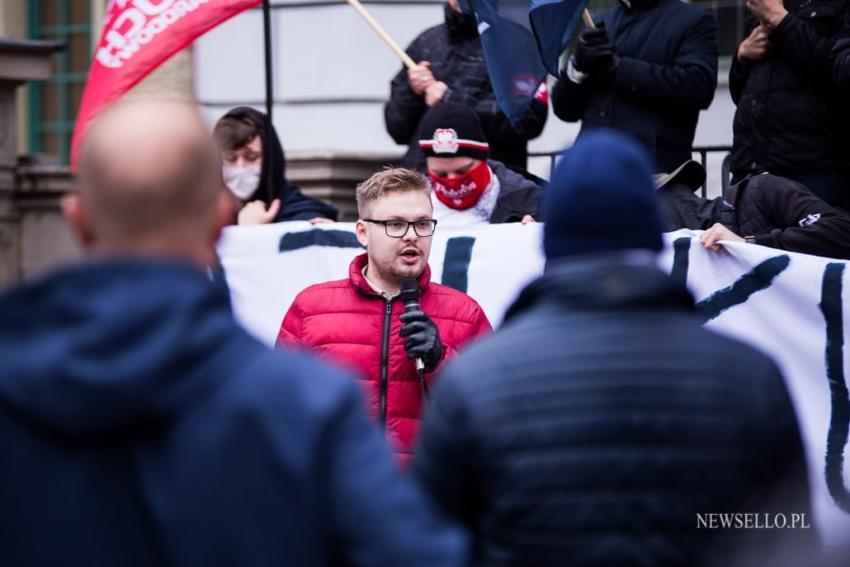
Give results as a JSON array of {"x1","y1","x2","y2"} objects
[{"x1": 393, "y1": 259, "x2": 425, "y2": 279}]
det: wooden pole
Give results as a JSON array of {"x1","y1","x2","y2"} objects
[
  {"x1": 345, "y1": 0, "x2": 417, "y2": 70},
  {"x1": 581, "y1": 8, "x2": 595, "y2": 29}
]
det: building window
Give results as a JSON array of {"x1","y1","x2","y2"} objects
[{"x1": 28, "y1": 0, "x2": 92, "y2": 164}]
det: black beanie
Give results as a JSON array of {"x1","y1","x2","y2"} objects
[
  {"x1": 543, "y1": 129, "x2": 664, "y2": 260},
  {"x1": 418, "y1": 103, "x2": 489, "y2": 161}
]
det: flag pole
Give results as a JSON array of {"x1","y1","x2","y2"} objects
[
  {"x1": 581, "y1": 9, "x2": 595, "y2": 29},
  {"x1": 346, "y1": 0, "x2": 417, "y2": 70},
  {"x1": 262, "y1": 0, "x2": 275, "y2": 203}
]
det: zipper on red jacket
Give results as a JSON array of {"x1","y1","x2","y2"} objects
[{"x1": 379, "y1": 298, "x2": 392, "y2": 429}]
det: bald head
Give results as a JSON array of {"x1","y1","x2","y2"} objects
[{"x1": 72, "y1": 99, "x2": 224, "y2": 262}]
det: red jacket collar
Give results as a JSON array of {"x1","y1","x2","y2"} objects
[{"x1": 348, "y1": 253, "x2": 432, "y2": 296}]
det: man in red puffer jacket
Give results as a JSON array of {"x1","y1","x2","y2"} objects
[{"x1": 277, "y1": 168, "x2": 491, "y2": 467}]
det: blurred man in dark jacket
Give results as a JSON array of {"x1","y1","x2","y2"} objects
[
  {"x1": 728, "y1": 0, "x2": 850, "y2": 209},
  {"x1": 657, "y1": 160, "x2": 850, "y2": 259},
  {"x1": 551, "y1": 0, "x2": 717, "y2": 173},
  {"x1": 0, "y1": 100, "x2": 467, "y2": 567},
  {"x1": 385, "y1": 0, "x2": 547, "y2": 172},
  {"x1": 415, "y1": 130, "x2": 815, "y2": 566}
]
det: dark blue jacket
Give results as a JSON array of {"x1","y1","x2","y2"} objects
[
  {"x1": 552, "y1": 0, "x2": 717, "y2": 172},
  {"x1": 0, "y1": 260, "x2": 466, "y2": 566},
  {"x1": 415, "y1": 255, "x2": 814, "y2": 566}
]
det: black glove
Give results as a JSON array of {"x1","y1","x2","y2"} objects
[
  {"x1": 574, "y1": 23, "x2": 618, "y2": 81},
  {"x1": 399, "y1": 310, "x2": 443, "y2": 371}
]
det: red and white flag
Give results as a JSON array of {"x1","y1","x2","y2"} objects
[{"x1": 71, "y1": 0, "x2": 260, "y2": 170}]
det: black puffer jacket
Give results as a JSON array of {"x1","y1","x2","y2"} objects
[
  {"x1": 551, "y1": 0, "x2": 717, "y2": 172},
  {"x1": 415, "y1": 256, "x2": 814, "y2": 567},
  {"x1": 384, "y1": 5, "x2": 547, "y2": 171},
  {"x1": 729, "y1": 3, "x2": 850, "y2": 177}
]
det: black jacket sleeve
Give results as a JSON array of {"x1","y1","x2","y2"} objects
[
  {"x1": 319, "y1": 371, "x2": 470, "y2": 566},
  {"x1": 612, "y1": 10, "x2": 718, "y2": 110},
  {"x1": 729, "y1": 15, "x2": 759, "y2": 104},
  {"x1": 736, "y1": 359, "x2": 817, "y2": 565},
  {"x1": 473, "y1": 97, "x2": 548, "y2": 143},
  {"x1": 384, "y1": 40, "x2": 428, "y2": 145},
  {"x1": 552, "y1": 71, "x2": 592, "y2": 122},
  {"x1": 414, "y1": 369, "x2": 479, "y2": 527},
  {"x1": 744, "y1": 175, "x2": 850, "y2": 259},
  {"x1": 833, "y1": 37, "x2": 850, "y2": 90},
  {"x1": 771, "y1": 7, "x2": 850, "y2": 86}
]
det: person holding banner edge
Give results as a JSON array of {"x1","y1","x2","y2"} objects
[{"x1": 277, "y1": 168, "x2": 491, "y2": 467}]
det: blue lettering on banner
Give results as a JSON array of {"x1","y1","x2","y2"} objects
[
  {"x1": 670, "y1": 237, "x2": 691, "y2": 288},
  {"x1": 696, "y1": 255, "x2": 790, "y2": 323},
  {"x1": 441, "y1": 237, "x2": 476, "y2": 293},
  {"x1": 279, "y1": 230, "x2": 364, "y2": 252},
  {"x1": 820, "y1": 262, "x2": 850, "y2": 512}
]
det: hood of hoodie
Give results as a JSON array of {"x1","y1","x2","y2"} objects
[
  {"x1": 504, "y1": 252, "x2": 695, "y2": 322},
  {"x1": 221, "y1": 106, "x2": 338, "y2": 222},
  {"x1": 0, "y1": 259, "x2": 252, "y2": 440}
]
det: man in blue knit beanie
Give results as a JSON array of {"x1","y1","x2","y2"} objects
[
  {"x1": 543, "y1": 129, "x2": 664, "y2": 260},
  {"x1": 415, "y1": 129, "x2": 815, "y2": 565}
]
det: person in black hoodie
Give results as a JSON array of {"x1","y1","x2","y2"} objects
[
  {"x1": 414, "y1": 130, "x2": 816, "y2": 566},
  {"x1": 656, "y1": 160, "x2": 850, "y2": 259},
  {"x1": 0, "y1": 99, "x2": 467, "y2": 567},
  {"x1": 214, "y1": 106, "x2": 338, "y2": 224},
  {"x1": 384, "y1": 0, "x2": 547, "y2": 172}
]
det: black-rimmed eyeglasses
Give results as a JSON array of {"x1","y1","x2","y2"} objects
[{"x1": 364, "y1": 219, "x2": 438, "y2": 238}]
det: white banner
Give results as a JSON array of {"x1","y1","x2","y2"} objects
[{"x1": 218, "y1": 222, "x2": 850, "y2": 546}]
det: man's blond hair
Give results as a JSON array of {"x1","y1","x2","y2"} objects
[{"x1": 356, "y1": 168, "x2": 431, "y2": 218}]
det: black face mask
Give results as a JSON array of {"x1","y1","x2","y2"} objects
[{"x1": 445, "y1": 3, "x2": 478, "y2": 39}]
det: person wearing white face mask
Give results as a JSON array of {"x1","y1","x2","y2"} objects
[{"x1": 214, "y1": 107, "x2": 338, "y2": 225}]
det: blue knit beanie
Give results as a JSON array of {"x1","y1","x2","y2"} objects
[{"x1": 543, "y1": 130, "x2": 664, "y2": 260}]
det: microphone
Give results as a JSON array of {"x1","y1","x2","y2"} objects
[{"x1": 399, "y1": 278, "x2": 425, "y2": 373}]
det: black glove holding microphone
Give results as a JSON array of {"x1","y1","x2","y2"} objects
[
  {"x1": 574, "y1": 22, "x2": 618, "y2": 83},
  {"x1": 400, "y1": 310, "x2": 443, "y2": 370},
  {"x1": 398, "y1": 278, "x2": 443, "y2": 371}
]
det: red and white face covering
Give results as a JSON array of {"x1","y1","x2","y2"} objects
[{"x1": 430, "y1": 161, "x2": 492, "y2": 210}]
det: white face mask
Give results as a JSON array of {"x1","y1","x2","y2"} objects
[{"x1": 222, "y1": 165, "x2": 261, "y2": 201}]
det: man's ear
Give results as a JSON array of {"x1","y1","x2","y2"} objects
[
  {"x1": 355, "y1": 219, "x2": 369, "y2": 249},
  {"x1": 61, "y1": 192, "x2": 95, "y2": 248}
]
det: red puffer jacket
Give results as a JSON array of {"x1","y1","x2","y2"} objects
[{"x1": 277, "y1": 253, "x2": 491, "y2": 466}]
